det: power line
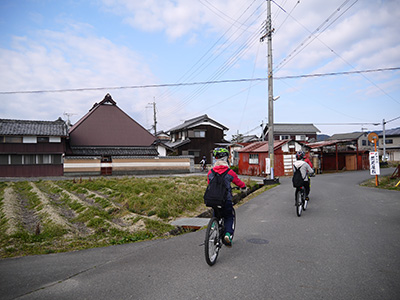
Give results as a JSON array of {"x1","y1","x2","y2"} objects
[
  {"x1": 386, "y1": 116, "x2": 400, "y2": 123},
  {"x1": 1, "y1": 67, "x2": 398, "y2": 95},
  {"x1": 315, "y1": 122, "x2": 380, "y2": 125},
  {"x1": 274, "y1": 0, "x2": 357, "y2": 72},
  {"x1": 272, "y1": 0, "x2": 399, "y2": 106},
  {"x1": 275, "y1": 67, "x2": 400, "y2": 79},
  {"x1": 158, "y1": 2, "x2": 266, "y2": 117}
]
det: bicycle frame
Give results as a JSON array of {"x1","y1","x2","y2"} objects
[
  {"x1": 295, "y1": 186, "x2": 306, "y2": 217},
  {"x1": 204, "y1": 187, "x2": 239, "y2": 266}
]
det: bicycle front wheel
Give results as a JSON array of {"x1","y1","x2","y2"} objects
[
  {"x1": 295, "y1": 189, "x2": 302, "y2": 217},
  {"x1": 205, "y1": 217, "x2": 220, "y2": 266},
  {"x1": 232, "y1": 207, "x2": 236, "y2": 232}
]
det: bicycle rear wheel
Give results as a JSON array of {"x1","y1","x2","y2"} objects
[
  {"x1": 303, "y1": 195, "x2": 308, "y2": 211},
  {"x1": 295, "y1": 189, "x2": 302, "y2": 217},
  {"x1": 205, "y1": 217, "x2": 220, "y2": 266}
]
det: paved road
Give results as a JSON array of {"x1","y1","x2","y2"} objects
[{"x1": 1, "y1": 169, "x2": 399, "y2": 299}]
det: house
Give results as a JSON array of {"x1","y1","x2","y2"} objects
[
  {"x1": 238, "y1": 140, "x2": 305, "y2": 177},
  {"x1": 263, "y1": 123, "x2": 320, "y2": 142},
  {"x1": 155, "y1": 131, "x2": 170, "y2": 141},
  {"x1": 165, "y1": 114, "x2": 229, "y2": 164},
  {"x1": 229, "y1": 135, "x2": 260, "y2": 166},
  {"x1": 0, "y1": 118, "x2": 68, "y2": 177},
  {"x1": 66, "y1": 94, "x2": 157, "y2": 157},
  {"x1": 327, "y1": 132, "x2": 371, "y2": 151},
  {"x1": 377, "y1": 127, "x2": 400, "y2": 161},
  {"x1": 64, "y1": 94, "x2": 193, "y2": 176},
  {"x1": 307, "y1": 139, "x2": 369, "y2": 172}
]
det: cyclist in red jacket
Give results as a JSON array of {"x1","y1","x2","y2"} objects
[{"x1": 207, "y1": 148, "x2": 246, "y2": 247}]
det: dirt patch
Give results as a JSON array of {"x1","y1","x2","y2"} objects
[
  {"x1": 2, "y1": 186, "x2": 20, "y2": 235},
  {"x1": 17, "y1": 190, "x2": 40, "y2": 235},
  {"x1": 29, "y1": 183, "x2": 74, "y2": 232}
]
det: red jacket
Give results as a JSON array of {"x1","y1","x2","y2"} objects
[
  {"x1": 207, "y1": 165, "x2": 246, "y2": 189},
  {"x1": 305, "y1": 157, "x2": 313, "y2": 169}
]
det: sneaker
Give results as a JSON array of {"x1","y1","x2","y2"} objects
[{"x1": 224, "y1": 233, "x2": 232, "y2": 247}]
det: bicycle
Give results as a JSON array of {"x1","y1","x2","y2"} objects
[
  {"x1": 204, "y1": 187, "x2": 239, "y2": 266},
  {"x1": 295, "y1": 186, "x2": 308, "y2": 217}
]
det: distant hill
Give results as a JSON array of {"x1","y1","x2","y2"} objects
[{"x1": 317, "y1": 134, "x2": 330, "y2": 141}]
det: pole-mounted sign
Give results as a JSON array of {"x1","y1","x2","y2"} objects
[{"x1": 368, "y1": 132, "x2": 380, "y2": 186}]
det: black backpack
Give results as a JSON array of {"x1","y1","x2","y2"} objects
[
  {"x1": 204, "y1": 169, "x2": 229, "y2": 207},
  {"x1": 292, "y1": 165, "x2": 305, "y2": 188}
]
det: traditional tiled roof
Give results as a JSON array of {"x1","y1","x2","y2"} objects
[
  {"x1": 168, "y1": 114, "x2": 228, "y2": 132},
  {"x1": 164, "y1": 139, "x2": 191, "y2": 149},
  {"x1": 69, "y1": 146, "x2": 158, "y2": 156},
  {"x1": 265, "y1": 123, "x2": 320, "y2": 134},
  {"x1": 327, "y1": 132, "x2": 366, "y2": 141},
  {"x1": 0, "y1": 118, "x2": 68, "y2": 137},
  {"x1": 377, "y1": 127, "x2": 400, "y2": 137}
]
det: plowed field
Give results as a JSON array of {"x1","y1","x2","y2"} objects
[{"x1": 0, "y1": 176, "x2": 209, "y2": 258}]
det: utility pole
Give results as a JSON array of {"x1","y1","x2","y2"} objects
[
  {"x1": 260, "y1": 0, "x2": 275, "y2": 179},
  {"x1": 148, "y1": 99, "x2": 157, "y2": 136},
  {"x1": 383, "y1": 119, "x2": 386, "y2": 161}
]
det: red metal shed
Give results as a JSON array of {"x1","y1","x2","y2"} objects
[{"x1": 238, "y1": 140, "x2": 304, "y2": 177}]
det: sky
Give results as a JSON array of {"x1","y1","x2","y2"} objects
[{"x1": 0, "y1": 0, "x2": 399, "y2": 139}]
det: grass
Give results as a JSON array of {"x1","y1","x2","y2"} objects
[
  {"x1": 361, "y1": 175, "x2": 400, "y2": 191},
  {"x1": 0, "y1": 175, "x2": 266, "y2": 258}
]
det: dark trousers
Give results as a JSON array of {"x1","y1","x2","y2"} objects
[
  {"x1": 304, "y1": 180, "x2": 310, "y2": 196},
  {"x1": 223, "y1": 199, "x2": 234, "y2": 236}
]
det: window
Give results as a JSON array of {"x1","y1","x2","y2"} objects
[
  {"x1": 0, "y1": 154, "x2": 61, "y2": 165},
  {"x1": 24, "y1": 155, "x2": 36, "y2": 164},
  {"x1": 249, "y1": 154, "x2": 259, "y2": 164},
  {"x1": 0, "y1": 155, "x2": 8, "y2": 165},
  {"x1": 280, "y1": 135, "x2": 289, "y2": 140},
  {"x1": 362, "y1": 140, "x2": 367, "y2": 146},
  {"x1": 385, "y1": 139, "x2": 393, "y2": 144},
  {"x1": 0, "y1": 136, "x2": 4, "y2": 143},
  {"x1": 37, "y1": 137, "x2": 49, "y2": 143},
  {"x1": 11, "y1": 155, "x2": 22, "y2": 164},
  {"x1": 37, "y1": 154, "x2": 52, "y2": 164},
  {"x1": 188, "y1": 150, "x2": 200, "y2": 157},
  {"x1": 295, "y1": 135, "x2": 306, "y2": 141},
  {"x1": 5, "y1": 136, "x2": 22, "y2": 143},
  {"x1": 52, "y1": 155, "x2": 62, "y2": 164},
  {"x1": 188, "y1": 130, "x2": 206, "y2": 138},
  {"x1": 23, "y1": 136, "x2": 37, "y2": 143},
  {"x1": 49, "y1": 137, "x2": 61, "y2": 143}
]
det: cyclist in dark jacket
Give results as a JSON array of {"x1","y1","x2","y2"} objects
[{"x1": 207, "y1": 147, "x2": 246, "y2": 247}]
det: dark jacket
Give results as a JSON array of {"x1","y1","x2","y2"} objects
[{"x1": 207, "y1": 164, "x2": 246, "y2": 202}]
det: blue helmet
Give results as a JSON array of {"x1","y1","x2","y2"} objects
[{"x1": 296, "y1": 151, "x2": 305, "y2": 160}]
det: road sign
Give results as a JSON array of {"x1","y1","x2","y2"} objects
[
  {"x1": 369, "y1": 152, "x2": 380, "y2": 175},
  {"x1": 368, "y1": 132, "x2": 379, "y2": 143}
]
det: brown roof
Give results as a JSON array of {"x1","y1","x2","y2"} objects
[{"x1": 69, "y1": 94, "x2": 155, "y2": 147}]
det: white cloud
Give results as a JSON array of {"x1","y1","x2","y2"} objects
[
  {"x1": 1, "y1": 0, "x2": 399, "y2": 136},
  {"x1": 0, "y1": 25, "x2": 165, "y2": 125},
  {"x1": 100, "y1": 0, "x2": 264, "y2": 41}
]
